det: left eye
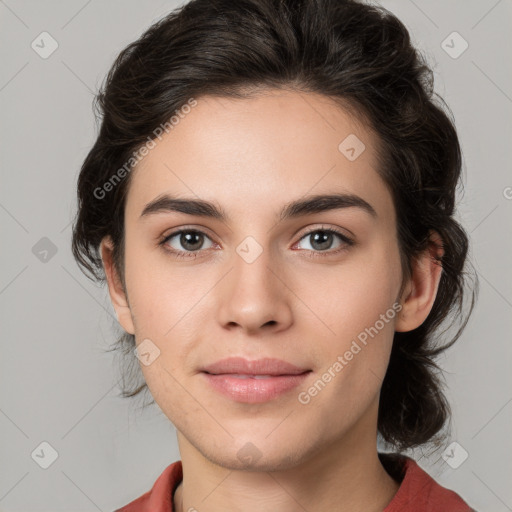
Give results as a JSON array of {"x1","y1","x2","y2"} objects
[{"x1": 296, "y1": 228, "x2": 353, "y2": 252}]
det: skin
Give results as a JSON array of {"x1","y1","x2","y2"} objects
[{"x1": 101, "y1": 89, "x2": 443, "y2": 512}]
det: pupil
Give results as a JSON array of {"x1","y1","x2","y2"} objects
[
  {"x1": 311, "y1": 231, "x2": 332, "y2": 250},
  {"x1": 182, "y1": 232, "x2": 203, "y2": 250}
]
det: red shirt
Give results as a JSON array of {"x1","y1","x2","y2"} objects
[{"x1": 114, "y1": 454, "x2": 477, "y2": 511}]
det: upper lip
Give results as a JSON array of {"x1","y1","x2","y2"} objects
[{"x1": 202, "y1": 357, "x2": 310, "y2": 376}]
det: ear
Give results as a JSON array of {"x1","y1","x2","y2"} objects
[
  {"x1": 395, "y1": 230, "x2": 444, "y2": 333},
  {"x1": 100, "y1": 236, "x2": 135, "y2": 335}
]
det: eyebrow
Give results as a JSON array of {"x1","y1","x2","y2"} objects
[{"x1": 139, "y1": 192, "x2": 377, "y2": 222}]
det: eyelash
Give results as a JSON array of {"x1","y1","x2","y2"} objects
[{"x1": 158, "y1": 226, "x2": 355, "y2": 260}]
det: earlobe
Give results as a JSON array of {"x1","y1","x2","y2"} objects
[
  {"x1": 395, "y1": 230, "x2": 444, "y2": 333},
  {"x1": 100, "y1": 236, "x2": 135, "y2": 335}
]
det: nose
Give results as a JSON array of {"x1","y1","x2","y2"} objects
[{"x1": 216, "y1": 242, "x2": 293, "y2": 335}]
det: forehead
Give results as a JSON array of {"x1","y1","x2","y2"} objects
[{"x1": 125, "y1": 89, "x2": 394, "y2": 223}]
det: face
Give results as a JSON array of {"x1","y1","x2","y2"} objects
[{"x1": 105, "y1": 89, "x2": 406, "y2": 471}]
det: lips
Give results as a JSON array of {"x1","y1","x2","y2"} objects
[
  {"x1": 201, "y1": 357, "x2": 311, "y2": 403},
  {"x1": 201, "y1": 357, "x2": 309, "y2": 376}
]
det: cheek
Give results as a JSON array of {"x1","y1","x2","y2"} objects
[
  {"x1": 140, "y1": 362, "x2": 205, "y2": 433},
  {"x1": 124, "y1": 245, "x2": 216, "y2": 391},
  {"x1": 123, "y1": 239, "x2": 203, "y2": 335},
  {"x1": 296, "y1": 236, "x2": 402, "y2": 345},
  {"x1": 293, "y1": 237, "x2": 402, "y2": 408}
]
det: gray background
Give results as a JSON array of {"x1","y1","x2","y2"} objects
[{"x1": 1, "y1": 0, "x2": 511, "y2": 510}]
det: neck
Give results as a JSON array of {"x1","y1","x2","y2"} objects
[{"x1": 173, "y1": 403, "x2": 400, "y2": 512}]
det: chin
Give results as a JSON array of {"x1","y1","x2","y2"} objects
[{"x1": 198, "y1": 437, "x2": 320, "y2": 473}]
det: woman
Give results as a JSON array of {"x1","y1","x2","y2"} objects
[{"x1": 71, "y1": 0, "x2": 478, "y2": 510}]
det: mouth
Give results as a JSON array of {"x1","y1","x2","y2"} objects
[
  {"x1": 201, "y1": 357, "x2": 312, "y2": 403},
  {"x1": 209, "y1": 374, "x2": 293, "y2": 379},
  {"x1": 201, "y1": 356, "x2": 310, "y2": 375}
]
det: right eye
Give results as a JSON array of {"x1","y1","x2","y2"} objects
[{"x1": 160, "y1": 229, "x2": 216, "y2": 259}]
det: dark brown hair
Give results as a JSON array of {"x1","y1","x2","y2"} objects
[{"x1": 71, "y1": 0, "x2": 477, "y2": 453}]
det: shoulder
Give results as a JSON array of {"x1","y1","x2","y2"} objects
[
  {"x1": 114, "y1": 460, "x2": 183, "y2": 512},
  {"x1": 379, "y1": 452, "x2": 478, "y2": 512}
]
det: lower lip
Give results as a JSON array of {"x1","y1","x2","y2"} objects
[{"x1": 202, "y1": 372, "x2": 310, "y2": 403}]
